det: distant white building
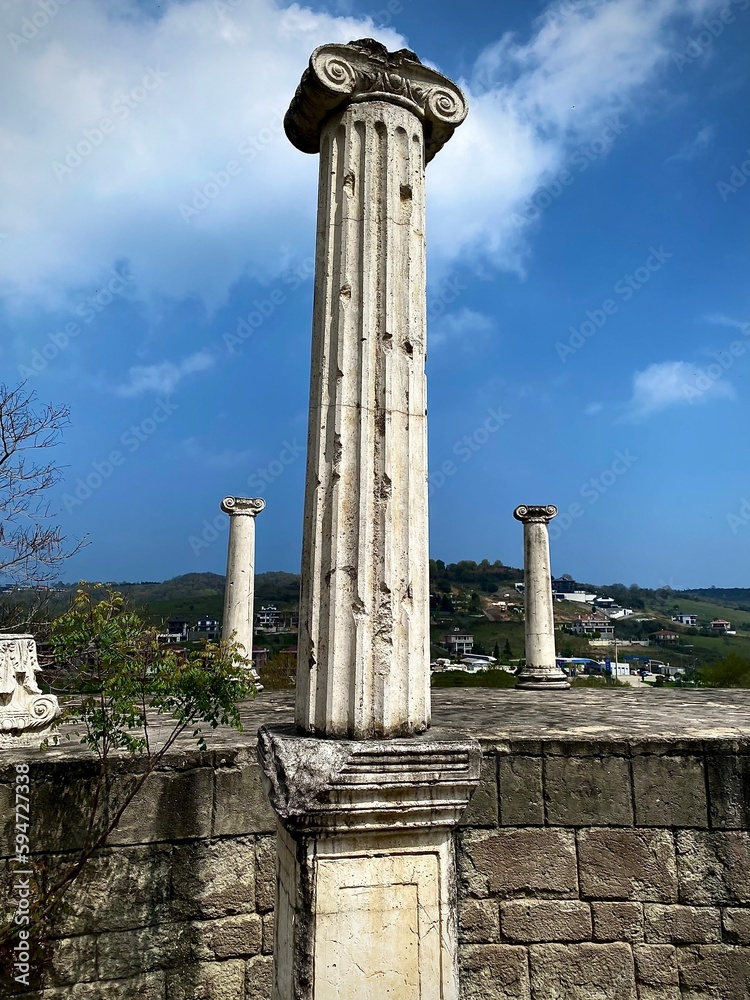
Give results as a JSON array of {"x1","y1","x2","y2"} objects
[
  {"x1": 672, "y1": 614, "x2": 698, "y2": 627},
  {"x1": 443, "y1": 629, "x2": 474, "y2": 656},
  {"x1": 558, "y1": 592, "x2": 597, "y2": 604},
  {"x1": 570, "y1": 615, "x2": 615, "y2": 638},
  {"x1": 710, "y1": 619, "x2": 731, "y2": 633}
]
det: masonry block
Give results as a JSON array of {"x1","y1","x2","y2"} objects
[
  {"x1": 544, "y1": 755, "x2": 633, "y2": 826},
  {"x1": 723, "y1": 907, "x2": 750, "y2": 944},
  {"x1": 461, "y1": 754, "x2": 499, "y2": 827},
  {"x1": 631, "y1": 755, "x2": 707, "y2": 828},
  {"x1": 108, "y1": 768, "x2": 214, "y2": 846},
  {"x1": 97, "y1": 922, "x2": 192, "y2": 979},
  {"x1": 254, "y1": 835, "x2": 276, "y2": 913},
  {"x1": 529, "y1": 943, "x2": 637, "y2": 999},
  {"x1": 677, "y1": 944, "x2": 750, "y2": 998},
  {"x1": 591, "y1": 902, "x2": 644, "y2": 943},
  {"x1": 459, "y1": 828, "x2": 578, "y2": 899},
  {"x1": 166, "y1": 959, "x2": 246, "y2": 1000},
  {"x1": 459, "y1": 898, "x2": 500, "y2": 943},
  {"x1": 498, "y1": 755, "x2": 544, "y2": 826},
  {"x1": 676, "y1": 831, "x2": 750, "y2": 904},
  {"x1": 706, "y1": 753, "x2": 750, "y2": 829},
  {"x1": 171, "y1": 837, "x2": 256, "y2": 920},
  {"x1": 578, "y1": 829, "x2": 678, "y2": 902},
  {"x1": 460, "y1": 944, "x2": 531, "y2": 1000},
  {"x1": 213, "y1": 761, "x2": 276, "y2": 836},
  {"x1": 633, "y1": 944, "x2": 679, "y2": 987},
  {"x1": 500, "y1": 900, "x2": 592, "y2": 943},
  {"x1": 190, "y1": 914, "x2": 262, "y2": 961},
  {"x1": 643, "y1": 904, "x2": 721, "y2": 944},
  {"x1": 245, "y1": 956, "x2": 272, "y2": 998}
]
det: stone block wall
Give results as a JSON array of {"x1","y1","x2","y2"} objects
[
  {"x1": 1, "y1": 734, "x2": 749, "y2": 998},
  {"x1": 458, "y1": 738, "x2": 750, "y2": 1000},
  {"x1": 0, "y1": 747, "x2": 277, "y2": 998}
]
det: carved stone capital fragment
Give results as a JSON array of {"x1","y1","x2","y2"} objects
[
  {"x1": 284, "y1": 37, "x2": 468, "y2": 162},
  {"x1": 220, "y1": 496, "x2": 266, "y2": 517}
]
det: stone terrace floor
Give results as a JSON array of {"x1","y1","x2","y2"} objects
[
  {"x1": 227, "y1": 687, "x2": 750, "y2": 745},
  {"x1": 30, "y1": 688, "x2": 750, "y2": 761}
]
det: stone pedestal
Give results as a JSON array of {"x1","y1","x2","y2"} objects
[
  {"x1": 289, "y1": 40, "x2": 467, "y2": 740},
  {"x1": 0, "y1": 634, "x2": 59, "y2": 746},
  {"x1": 221, "y1": 496, "x2": 265, "y2": 683},
  {"x1": 258, "y1": 726, "x2": 481, "y2": 1000},
  {"x1": 513, "y1": 505, "x2": 570, "y2": 690}
]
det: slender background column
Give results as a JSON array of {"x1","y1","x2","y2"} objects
[
  {"x1": 514, "y1": 504, "x2": 570, "y2": 690},
  {"x1": 221, "y1": 496, "x2": 265, "y2": 661}
]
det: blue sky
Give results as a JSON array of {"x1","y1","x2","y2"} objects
[{"x1": 2, "y1": 0, "x2": 749, "y2": 588}]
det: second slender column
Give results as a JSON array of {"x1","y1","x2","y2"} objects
[{"x1": 514, "y1": 504, "x2": 570, "y2": 690}]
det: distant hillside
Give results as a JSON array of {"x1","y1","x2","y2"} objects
[{"x1": 679, "y1": 588, "x2": 750, "y2": 612}]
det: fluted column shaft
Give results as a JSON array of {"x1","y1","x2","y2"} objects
[
  {"x1": 297, "y1": 100, "x2": 429, "y2": 737},
  {"x1": 221, "y1": 496, "x2": 265, "y2": 660}
]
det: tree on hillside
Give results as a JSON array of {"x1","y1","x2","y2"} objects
[
  {"x1": 0, "y1": 382, "x2": 81, "y2": 585},
  {"x1": 700, "y1": 654, "x2": 750, "y2": 688}
]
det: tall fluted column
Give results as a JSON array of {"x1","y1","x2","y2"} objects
[
  {"x1": 259, "y1": 40, "x2": 481, "y2": 1000},
  {"x1": 288, "y1": 40, "x2": 468, "y2": 738},
  {"x1": 220, "y1": 496, "x2": 265, "y2": 661},
  {"x1": 514, "y1": 505, "x2": 570, "y2": 690}
]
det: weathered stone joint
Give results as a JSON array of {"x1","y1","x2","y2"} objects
[{"x1": 284, "y1": 38, "x2": 468, "y2": 162}]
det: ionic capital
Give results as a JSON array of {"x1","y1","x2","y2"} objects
[
  {"x1": 220, "y1": 496, "x2": 266, "y2": 517},
  {"x1": 284, "y1": 37, "x2": 468, "y2": 163},
  {"x1": 513, "y1": 504, "x2": 558, "y2": 525}
]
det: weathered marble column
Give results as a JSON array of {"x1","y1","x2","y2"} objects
[
  {"x1": 514, "y1": 504, "x2": 570, "y2": 690},
  {"x1": 259, "y1": 39, "x2": 480, "y2": 1000},
  {"x1": 0, "y1": 635, "x2": 59, "y2": 746},
  {"x1": 220, "y1": 496, "x2": 265, "y2": 661},
  {"x1": 288, "y1": 39, "x2": 468, "y2": 739}
]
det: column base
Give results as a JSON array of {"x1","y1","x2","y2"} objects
[
  {"x1": 515, "y1": 667, "x2": 571, "y2": 690},
  {"x1": 257, "y1": 725, "x2": 481, "y2": 1000}
]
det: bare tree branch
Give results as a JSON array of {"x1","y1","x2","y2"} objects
[{"x1": 0, "y1": 382, "x2": 85, "y2": 585}]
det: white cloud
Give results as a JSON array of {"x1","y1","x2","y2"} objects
[
  {"x1": 116, "y1": 350, "x2": 214, "y2": 397},
  {"x1": 0, "y1": 0, "x2": 728, "y2": 312},
  {"x1": 623, "y1": 359, "x2": 735, "y2": 421},
  {"x1": 666, "y1": 124, "x2": 715, "y2": 163},
  {"x1": 584, "y1": 401, "x2": 603, "y2": 416},
  {"x1": 429, "y1": 308, "x2": 495, "y2": 350},
  {"x1": 703, "y1": 312, "x2": 750, "y2": 334}
]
